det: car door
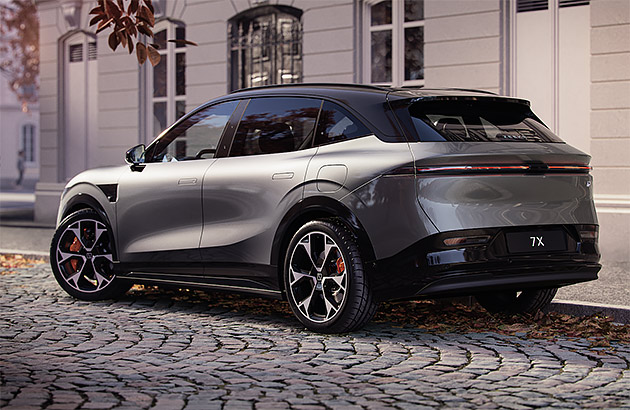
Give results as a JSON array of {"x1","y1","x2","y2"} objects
[
  {"x1": 116, "y1": 100, "x2": 239, "y2": 266},
  {"x1": 199, "y1": 97, "x2": 322, "y2": 289}
]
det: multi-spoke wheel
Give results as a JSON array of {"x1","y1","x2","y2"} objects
[
  {"x1": 284, "y1": 220, "x2": 377, "y2": 333},
  {"x1": 50, "y1": 209, "x2": 130, "y2": 300}
]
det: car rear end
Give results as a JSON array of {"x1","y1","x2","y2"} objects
[{"x1": 367, "y1": 91, "x2": 600, "y2": 302}]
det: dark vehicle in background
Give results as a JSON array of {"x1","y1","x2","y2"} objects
[{"x1": 50, "y1": 84, "x2": 600, "y2": 333}]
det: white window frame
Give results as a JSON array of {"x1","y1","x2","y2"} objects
[
  {"x1": 362, "y1": 0, "x2": 424, "y2": 87},
  {"x1": 144, "y1": 20, "x2": 186, "y2": 142},
  {"x1": 21, "y1": 123, "x2": 36, "y2": 164}
]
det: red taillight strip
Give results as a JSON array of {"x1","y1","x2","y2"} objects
[
  {"x1": 547, "y1": 165, "x2": 592, "y2": 171},
  {"x1": 388, "y1": 164, "x2": 591, "y2": 176},
  {"x1": 417, "y1": 165, "x2": 530, "y2": 173}
]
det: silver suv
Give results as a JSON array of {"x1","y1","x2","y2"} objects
[{"x1": 51, "y1": 84, "x2": 600, "y2": 333}]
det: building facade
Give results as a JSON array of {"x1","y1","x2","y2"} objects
[
  {"x1": 35, "y1": 0, "x2": 629, "y2": 261},
  {"x1": 0, "y1": 72, "x2": 39, "y2": 189}
]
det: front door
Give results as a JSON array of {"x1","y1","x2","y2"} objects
[{"x1": 116, "y1": 100, "x2": 239, "y2": 265}]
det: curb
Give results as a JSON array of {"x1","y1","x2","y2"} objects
[
  {"x1": 0, "y1": 249, "x2": 49, "y2": 261},
  {"x1": 546, "y1": 300, "x2": 630, "y2": 325}
]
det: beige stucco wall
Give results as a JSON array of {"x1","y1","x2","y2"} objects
[
  {"x1": 590, "y1": 0, "x2": 630, "y2": 261},
  {"x1": 184, "y1": 0, "x2": 355, "y2": 112},
  {"x1": 424, "y1": 0, "x2": 503, "y2": 93}
]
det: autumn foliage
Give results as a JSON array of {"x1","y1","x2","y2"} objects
[
  {"x1": 88, "y1": 0, "x2": 196, "y2": 66},
  {"x1": 0, "y1": 0, "x2": 39, "y2": 109}
]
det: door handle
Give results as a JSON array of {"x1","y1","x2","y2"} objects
[
  {"x1": 178, "y1": 178, "x2": 198, "y2": 186},
  {"x1": 272, "y1": 172, "x2": 294, "y2": 180}
]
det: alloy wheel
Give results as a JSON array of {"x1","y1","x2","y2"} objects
[
  {"x1": 288, "y1": 231, "x2": 348, "y2": 323},
  {"x1": 55, "y1": 218, "x2": 115, "y2": 293}
]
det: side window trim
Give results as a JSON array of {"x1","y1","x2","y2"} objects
[
  {"x1": 314, "y1": 100, "x2": 372, "y2": 147},
  {"x1": 146, "y1": 99, "x2": 242, "y2": 162},
  {"x1": 227, "y1": 97, "x2": 322, "y2": 158},
  {"x1": 216, "y1": 99, "x2": 249, "y2": 158}
]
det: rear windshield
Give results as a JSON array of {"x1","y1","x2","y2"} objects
[{"x1": 407, "y1": 100, "x2": 563, "y2": 143}]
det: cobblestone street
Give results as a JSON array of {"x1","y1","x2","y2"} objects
[{"x1": 2, "y1": 264, "x2": 630, "y2": 409}]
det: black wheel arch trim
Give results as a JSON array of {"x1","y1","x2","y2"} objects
[
  {"x1": 271, "y1": 196, "x2": 377, "y2": 279},
  {"x1": 59, "y1": 194, "x2": 119, "y2": 261}
]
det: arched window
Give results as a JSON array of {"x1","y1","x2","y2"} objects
[
  {"x1": 364, "y1": 0, "x2": 424, "y2": 86},
  {"x1": 229, "y1": 6, "x2": 303, "y2": 91},
  {"x1": 21, "y1": 123, "x2": 36, "y2": 163},
  {"x1": 146, "y1": 21, "x2": 187, "y2": 140}
]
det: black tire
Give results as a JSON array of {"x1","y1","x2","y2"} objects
[
  {"x1": 475, "y1": 288, "x2": 558, "y2": 314},
  {"x1": 284, "y1": 219, "x2": 378, "y2": 333},
  {"x1": 50, "y1": 209, "x2": 131, "y2": 301}
]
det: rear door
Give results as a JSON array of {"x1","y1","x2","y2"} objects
[
  {"x1": 116, "y1": 100, "x2": 239, "y2": 264},
  {"x1": 199, "y1": 97, "x2": 321, "y2": 288}
]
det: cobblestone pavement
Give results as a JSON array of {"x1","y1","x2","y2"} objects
[{"x1": 2, "y1": 265, "x2": 630, "y2": 409}]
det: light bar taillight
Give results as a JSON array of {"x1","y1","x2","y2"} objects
[
  {"x1": 389, "y1": 164, "x2": 592, "y2": 176},
  {"x1": 417, "y1": 165, "x2": 530, "y2": 173}
]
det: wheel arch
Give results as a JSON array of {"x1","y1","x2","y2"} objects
[
  {"x1": 57, "y1": 193, "x2": 121, "y2": 264},
  {"x1": 61, "y1": 193, "x2": 109, "y2": 223},
  {"x1": 271, "y1": 196, "x2": 376, "y2": 294}
]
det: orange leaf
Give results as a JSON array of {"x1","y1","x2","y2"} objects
[
  {"x1": 89, "y1": 14, "x2": 105, "y2": 27},
  {"x1": 136, "y1": 42, "x2": 147, "y2": 64},
  {"x1": 147, "y1": 44, "x2": 160, "y2": 66},
  {"x1": 88, "y1": 5, "x2": 104, "y2": 15},
  {"x1": 144, "y1": 0, "x2": 154, "y2": 14},
  {"x1": 119, "y1": 30, "x2": 127, "y2": 48},
  {"x1": 104, "y1": 0, "x2": 121, "y2": 19},
  {"x1": 128, "y1": 0, "x2": 139, "y2": 14},
  {"x1": 137, "y1": 23, "x2": 153, "y2": 37},
  {"x1": 108, "y1": 31, "x2": 120, "y2": 51},
  {"x1": 138, "y1": 5, "x2": 155, "y2": 26}
]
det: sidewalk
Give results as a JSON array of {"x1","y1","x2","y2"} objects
[{"x1": 1, "y1": 187, "x2": 629, "y2": 322}]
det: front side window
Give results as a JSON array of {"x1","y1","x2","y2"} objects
[
  {"x1": 150, "y1": 100, "x2": 239, "y2": 162},
  {"x1": 366, "y1": 0, "x2": 424, "y2": 86},
  {"x1": 315, "y1": 102, "x2": 371, "y2": 146},
  {"x1": 229, "y1": 6, "x2": 303, "y2": 91},
  {"x1": 230, "y1": 97, "x2": 320, "y2": 157},
  {"x1": 149, "y1": 22, "x2": 187, "y2": 139}
]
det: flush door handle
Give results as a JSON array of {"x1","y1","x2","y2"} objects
[
  {"x1": 178, "y1": 178, "x2": 198, "y2": 186},
  {"x1": 272, "y1": 172, "x2": 294, "y2": 180}
]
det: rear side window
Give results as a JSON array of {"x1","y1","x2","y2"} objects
[
  {"x1": 315, "y1": 101, "x2": 372, "y2": 146},
  {"x1": 230, "y1": 97, "x2": 321, "y2": 157},
  {"x1": 408, "y1": 100, "x2": 564, "y2": 143}
]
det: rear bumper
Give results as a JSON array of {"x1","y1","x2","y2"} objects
[{"x1": 370, "y1": 224, "x2": 601, "y2": 302}]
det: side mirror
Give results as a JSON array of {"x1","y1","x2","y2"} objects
[{"x1": 125, "y1": 144, "x2": 145, "y2": 165}]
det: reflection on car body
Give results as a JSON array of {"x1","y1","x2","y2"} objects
[{"x1": 51, "y1": 84, "x2": 600, "y2": 333}]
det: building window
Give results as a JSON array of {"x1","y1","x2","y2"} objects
[
  {"x1": 228, "y1": 6, "x2": 303, "y2": 92},
  {"x1": 21, "y1": 123, "x2": 35, "y2": 163},
  {"x1": 364, "y1": 0, "x2": 424, "y2": 86},
  {"x1": 148, "y1": 22, "x2": 187, "y2": 139}
]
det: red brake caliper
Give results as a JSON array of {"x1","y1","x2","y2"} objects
[
  {"x1": 336, "y1": 257, "x2": 345, "y2": 274},
  {"x1": 69, "y1": 237, "x2": 82, "y2": 271}
]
